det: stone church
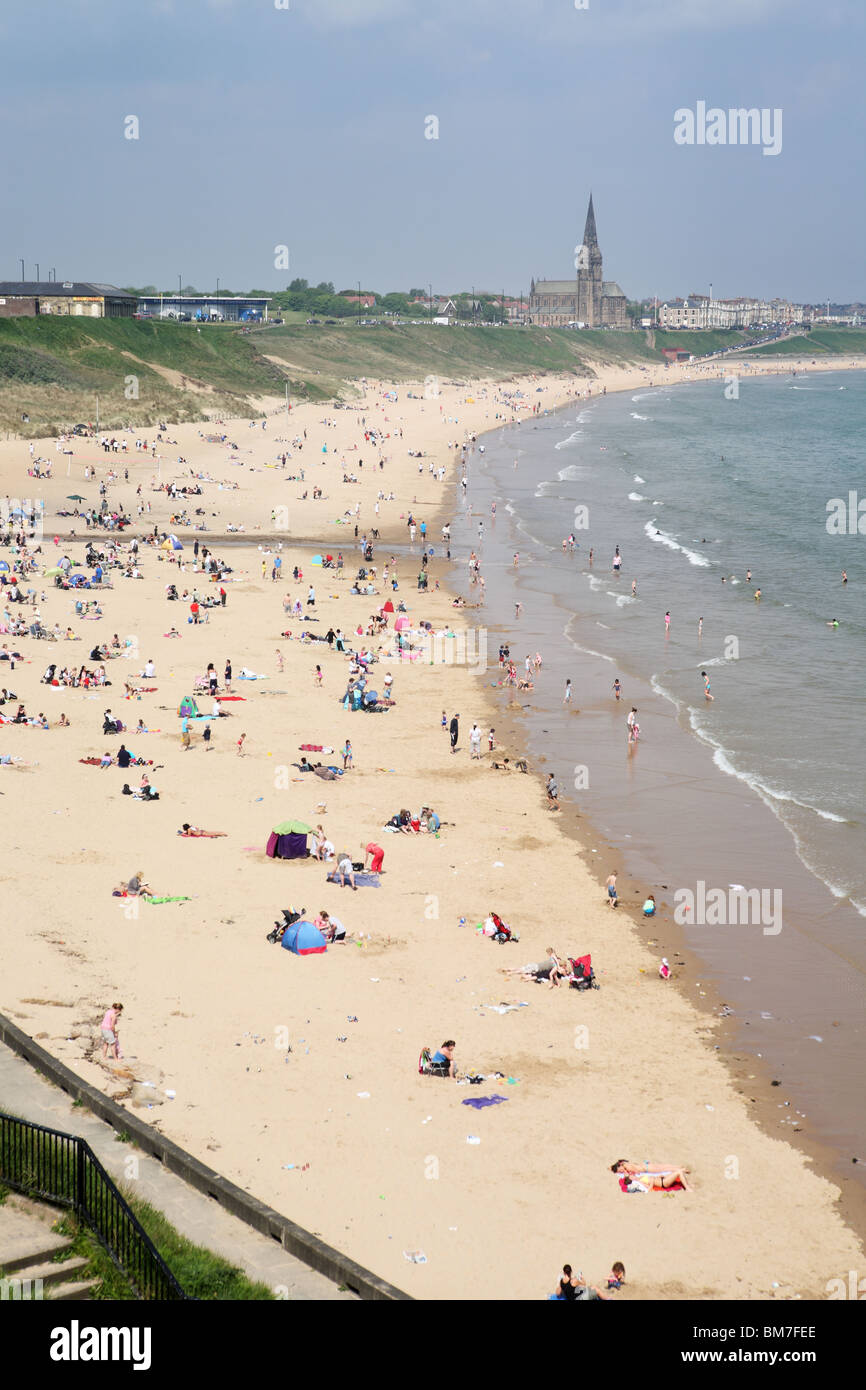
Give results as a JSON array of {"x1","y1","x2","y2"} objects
[{"x1": 529, "y1": 195, "x2": 628, "y2": 328}]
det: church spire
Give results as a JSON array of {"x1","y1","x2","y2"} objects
[{"x1": 583, "y1": 193, "x2": 598, "y2": 247}]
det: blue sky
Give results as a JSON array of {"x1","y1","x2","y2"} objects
[{"x1": 1, "y1": 0, "x2": 862, "y2": 300}]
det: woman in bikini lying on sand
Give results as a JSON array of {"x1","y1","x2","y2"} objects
[
  {"x1": 178, "y1": 824, "x2": 227, "y2": 838},
  {"x1": 611, "y1": 1159, "x2": 692, "y2": 1191}
]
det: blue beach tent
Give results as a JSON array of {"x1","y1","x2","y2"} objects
[{"x1": 280, "y1": 920, "x2": 328, "y2": 956}]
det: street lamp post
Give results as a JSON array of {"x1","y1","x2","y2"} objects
[{"x1": 358, "y1": 281, "x2": 362, "y2": 325}]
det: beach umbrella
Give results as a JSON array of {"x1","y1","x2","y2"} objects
[{"x1": 272, "y1": 819, "x2": 314, "y2": 834}]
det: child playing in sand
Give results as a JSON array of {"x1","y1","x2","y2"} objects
[{"x1": 101, "y1": 1002, "x2": 123, "y2": 1061}]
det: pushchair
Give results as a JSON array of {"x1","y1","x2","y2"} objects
[
  {"x1": 568, "y1": 954, "x2": 598, "y2": 990},
  {"x1": 489, "y1": 912, "x2": 520, "y2": 944},
  {"x1": 267, "y1": 906, "x2": 306, "y2": 944}
]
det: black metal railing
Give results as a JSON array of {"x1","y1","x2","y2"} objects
[{"x1": 0, "y1": 1112, "x2": 187, "y2": 1300}]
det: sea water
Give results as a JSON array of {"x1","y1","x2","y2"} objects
[{"x1": 447, "y1": 369, "x2": 866, "y2": 1178}]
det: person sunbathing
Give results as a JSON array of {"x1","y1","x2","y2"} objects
[
  {"x1": 610, "y1": 1159, "x2": 692, "y2": 1191},
  {"x1": 500, "y1": 949, "x2": 564, "y2": 987},
  {"x1": 178, "y1": 824, "x2": 227, "y2": 837}
]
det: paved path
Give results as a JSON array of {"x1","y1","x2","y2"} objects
[{"x1": 0, "y1": 1044, "x2": 355, "y2": 1300}]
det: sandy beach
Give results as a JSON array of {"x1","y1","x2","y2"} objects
[{"x1": 2, "y1": 353, "x2": 865, "y2": 1301}]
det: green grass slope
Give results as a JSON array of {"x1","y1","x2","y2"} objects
[
  {"x1": 746, "y1": 328, "x2": 866, "y2": 357},
  {"x1": 2, "y1": 318, "x2": 859, "y2": 438}
]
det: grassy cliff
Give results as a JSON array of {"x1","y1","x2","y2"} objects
[{"x1": 0, "y1": 318, "x2": 861, "y2": 437}]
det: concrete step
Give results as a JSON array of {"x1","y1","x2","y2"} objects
[
  {"x1": 0, "y1": 1206, "x2": 72, "y2": 1274},
  {"x1": 10, "y1": 1255, "x2": 91, "y2": 1287},
  {"x1": 47, "y1": 1279, "x2": 99, "y2": 1301}
]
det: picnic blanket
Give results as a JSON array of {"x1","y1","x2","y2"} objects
[
  {"x1": 142, "y1": 895, "x2": 192, "y2": 905},
  {"x1": 299, "y1": 744, "x2": 334, "y2": 752},
  {"x1": 461, "y1": 1096, "x2": 509, "y2": 1110},
  {"x1": 326, "y1": 871, "x2": 381, "y2": 888}
]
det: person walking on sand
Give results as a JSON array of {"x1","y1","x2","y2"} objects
[
  {"x1": 236, "y1": 732, "x2": 246, "y2": 756},
  {"x1": 563, "y1": 679, "x2": 572, "y2": 705},
  {"x1": 546, "y1": 773, "x2": 560, "y2": 810},
  {"x1": 342, "y1": 738, "x2": 353, "y2": 770},
  {"x1": 203, "y1": 722, "x2": 212, "y2": 751},
  {"x1": 315, "y1": 664, "x2": 323, "y2": 686},
  {"x1": 181, "y1": 713, "x2": 192, "y2": 750},
  {"x1": 469, "y1": 723, "x2": 481, "y2": 759},
  {"x1": 224, "y1": 659, "x2": 232, "y2": 692},
  {"x1": 276, "y1": 649, "x2": 284, "y2": 673},
  {"x1": 449, "y1": 713, "x2": 459, "y2": 754},
  {"x1": 606, "y1": 872, "x2": 618, "y2": 908},
  {"x1": 101, "y1": 1002, "x2": 123, "y2": 1061}
]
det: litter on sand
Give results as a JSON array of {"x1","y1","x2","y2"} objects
[{"x1": 403, "y1": 1250, "x2": 427, "y2": 1264}]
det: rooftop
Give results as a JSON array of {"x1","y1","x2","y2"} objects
[{"x1": 0, "y1": 281, "x2": 136, "y2": 298}]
